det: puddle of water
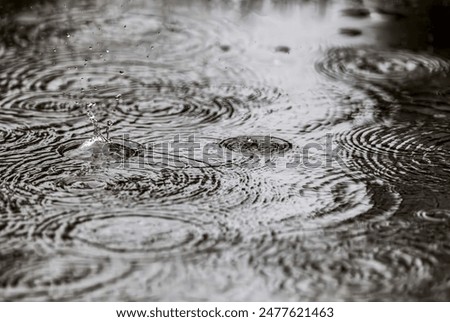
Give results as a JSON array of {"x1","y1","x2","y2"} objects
[{"x1": 1, "y1": 0, "x2": 450, "y2": 301}]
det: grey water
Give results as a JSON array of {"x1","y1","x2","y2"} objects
[{"x1": 1, "y1": 0, "x2": 450, "y2": 301}]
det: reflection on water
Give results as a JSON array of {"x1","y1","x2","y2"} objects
[{"x1": 1, "y1": 0, "x2": 450, "y2": 301}]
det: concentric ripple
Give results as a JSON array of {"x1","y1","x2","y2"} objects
[
  {"x1": 0, "y1": 54, "x2": 148, "y2": 94},
  {"x1": 316, "y1": 47, "x2": 450, "y2": 86},
  {"x1": 0, "y1": 51, "x2": 287, "y2": 133},
  {"x1": 52, "y1": 161, "x2": 223, "y2": 207},
  {"x1": 0, "y1": 92, "x2": 115, "y2": 130},
  {"x1": 2, "y1": 3, "x2": 245, "y2": 65},
  {"x1": 247, "y1": 82, "x2": 396, "y2": 135},
  {"x1": 135, "y1": 135, "x2": 401, "y2": 235},
  {"x1": 31, "y1": 208, "x2": 225, "y2": 260},
  {"x1": 2, "y1": 0, "x2": 450, "y2": 302},
  {"x1": 113, "y1": 83, "x2": 288, "y2": 134},
  {"x1": 0, "y1": 136, "x2": 222, "y2": 212},
  {"x1": 245, "y1": 234, "x2": 441, "y2": 300},
  {"x1": 0, "y1": 250, "x2": 132, "y2": 301},
  {"x1": 0, "y1": 127, "x2": 61, "y2": 153},
  {"x1": 105, "y1": 166, "x2": 222, "y2": 205},
  {"x1": 337, "y1": 123, "x2": 450, "y2": 186}
]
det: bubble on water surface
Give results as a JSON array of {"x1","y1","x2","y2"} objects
[{"x1": 220, "y1": 135, "x2": 292, "y2": 155}]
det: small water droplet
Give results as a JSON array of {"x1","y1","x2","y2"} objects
[
  {"x1": 275, "y1": 46, "x2": 290, "y2": 54},
  {"x1": 219, "y1": 44, "x2": 230, "y2": 52},
  {"x1": 66, "y1": 33, "x2": 71, "y2": 38},
  {"x1": 106, "y1": 120, "x2": 113, "y2": 140}
]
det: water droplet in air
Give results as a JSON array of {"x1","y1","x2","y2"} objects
[
  {"x1": 106, "y1": 120, "x2": 112, "y2": 141},
  {"x1": 275, "y1": 46, "x2": 290, "y2": 54}
]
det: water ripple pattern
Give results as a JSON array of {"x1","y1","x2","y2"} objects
[
  {"x1": 0, "y1": 249, "x2": 132, "y2": 301},
  {"x1": 1, "y1": 0, "x2": 450, "y2": 301},
  {"x1": 337, "y1": 123, "x2": 450, "y2": 186},
  {"x1": 316, "y1": 47, "x2": 450, "y2": 87}
]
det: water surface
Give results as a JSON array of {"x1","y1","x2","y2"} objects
[{"x1": 1, "y1": 0, "x2": 450, "y2": 301}]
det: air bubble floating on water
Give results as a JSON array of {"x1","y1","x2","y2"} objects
[{"x1": 220, "y1": 136, "x2": 292, "y2": 155}]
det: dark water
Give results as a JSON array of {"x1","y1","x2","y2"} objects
[{"x1": 1, "y1": 0, "x2": 450, "y2": 301}]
